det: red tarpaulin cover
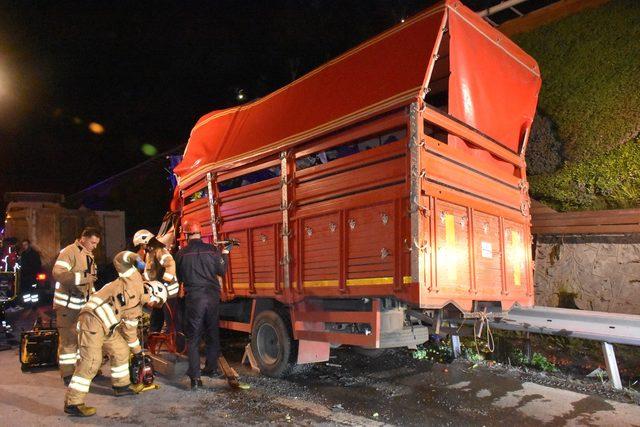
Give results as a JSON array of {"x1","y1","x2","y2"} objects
[
  {"x1": 448, "y1": 3, "x2": 540, "y2": 156},
  {"x1": 175, "y1": 0, "x2": 540, "y2": 186}
]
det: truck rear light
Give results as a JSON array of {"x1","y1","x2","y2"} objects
[
  {"x1": 506, "y1": 230, "x2": 525, "y2": 287},
  {"x1": 438, "y1": 213, "x2": 460, "y2": 281},
  {"x1": 36, "y1": 273, "x2": 47, "y2": 281}
]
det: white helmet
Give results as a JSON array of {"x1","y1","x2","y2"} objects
[
  {"x1": 144, "y1": 280, "x2": 168, "y2": 305},
  {"x1": 133, "y1": 229, "x2": 155, "y2": 246}
]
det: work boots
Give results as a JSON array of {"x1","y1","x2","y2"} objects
[
  {"x1": 64, "y1": 404, "x2": 96, "y2": 417},
  {"x1": 201, "y1": 366, "x2": 222, "y2": 378},
  {"x1": 190, "y1": 378, "x2": 203, "y2": 391},
  {"x1": 113, "y1": 385, "x2": 136, "y2": 397}
]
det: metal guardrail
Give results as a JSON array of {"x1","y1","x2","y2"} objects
[
  {"x1": 491, "y1": 305, "x2": 640, "y2": 346},
  {"x1": 487, "y1": 305, "x2": 640, "y2": 389}
]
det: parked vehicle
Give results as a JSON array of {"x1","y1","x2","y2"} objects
[
  {"x1": 166, "y1": 0, "x2": 541, "y2": 376},
  {"x1": 3, "y1": 192, "x2": 126, "y2": 292}
]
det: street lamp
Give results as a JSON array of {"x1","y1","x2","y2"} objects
[{"x1": 0, "y1": 64, "x2": 9, "y2": 100}]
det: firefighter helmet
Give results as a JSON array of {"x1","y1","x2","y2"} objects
[
  {"x1": 182, "y1": 220, "x2": 201, "y2": 235},
  {"x1": 144, "y1": 280, "x2": 168, "y2": 305},
  {"x1": 133, "y1": 229, "x2": 155, "y2": 246}
]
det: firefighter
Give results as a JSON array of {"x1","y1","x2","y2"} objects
[
  {"x1": 133, "y1": 229, "x2": 179, "y2": 332},
  {"x1": 175, "y1": 220, "x2": 231, "y2": 390},
  {"x1": 133, "y1": 229, "x2": 178, "y2": 295},
  {"x1": 52, "y1": 227, "x2": 100, "y2": 384},
  {"x1": 64, "y1": 251, "x2": 166, "y2": 417}
]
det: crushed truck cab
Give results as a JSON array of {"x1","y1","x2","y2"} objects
[{"x1": 168, "y1": 0, "x2": 540, "y2": 376}]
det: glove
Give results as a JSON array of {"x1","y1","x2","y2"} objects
[
  {"x1": 135, "y1": 257, "x2": 146, "y2": 272},
  {"x1": 224, "y1": 242, "x2": 234, "y2": 253},
  {"x1": 77, "y1": 271, "x2": 97, "y2": 285}
]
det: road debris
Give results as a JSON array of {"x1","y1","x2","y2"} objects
[{"x1": 587, "y1": 367, "x2": 608, "y2": 379}]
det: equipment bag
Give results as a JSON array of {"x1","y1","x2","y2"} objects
[{"x1": 19, "y1": 326, "x2": 59, "y2": 371}]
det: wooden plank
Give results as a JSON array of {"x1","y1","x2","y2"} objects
[
  {"x1": 531, "y1": 207, "x2": 640, "y2": 234},
  {"x1": 424, "y1": 137, "x2": 521, "y2": 188},
  {"x1": 532, "y1": 224, "x2": 640, "y2": 235},
  {"x1": 533, "y1": 208, "x2": 640, "y2": 220},
  {"x1": 499, "y1": 0, "x2": 612, "y2": 37},
  {"x1": 530, "y1": 200, "x2": 556, "y2": 215},
  {"x1": 533, "y1": 214, "x2": 640, "y2": 227},
  {"x1": 422, "y1": 180, "x2": 527, "y2": 224},
  {"x1": 423, "y1": 107, "x2": 524, "y2": 168},
  {"x1": 424, "y1": 150, "x2": 522, "y2": 209}
]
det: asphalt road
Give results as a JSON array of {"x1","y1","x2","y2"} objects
[{"x1": 1, "y1": 337, "x2": 639, "y2": 427}]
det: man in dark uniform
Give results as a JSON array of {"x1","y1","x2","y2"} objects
[
  {"x1": 19, "y1": 239, "x2": 42, "y2": 307},
  {"x1": 175, "y1": 220, "x2": 230, "y2": 390}
]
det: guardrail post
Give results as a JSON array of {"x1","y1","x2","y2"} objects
[
  {"x1": 524, "y1": 331, "x2": 532, "y2": 364},
  {"x1": 601, "y1": 342, "x2": 622, "y2": 390},
  {"x1": 451, "y1": 334, "x2": 461, "y2": 359}
]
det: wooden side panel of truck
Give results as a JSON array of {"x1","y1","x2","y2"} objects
[{"x1": 169, "y1": 0, "x2": 541, "y2": 376}]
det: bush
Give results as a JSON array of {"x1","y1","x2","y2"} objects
[
  {"x1": 515, "y1": 0, "x2": 640, "y2": 210},
  {"x1": 529, "y1": 138, "x2": 640, "y2": 210},
  {"x1": 516, "y1": 0, "x2": 640, "y2": 162},
  {"x1": 512, "y1": 349, "x2": 558, "y2": 372},
  {"x1": 526, "y1": 113, "x2": 563, "y2": 175},
  {"x1": 412, "y1": 342, "x2": 453, "y2": 363}
]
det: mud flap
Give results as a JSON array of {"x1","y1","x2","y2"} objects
[{"x1": 296, "y1": 340, "x2": 330, "y2": 364}]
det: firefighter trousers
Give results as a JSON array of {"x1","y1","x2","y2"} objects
[
  {"x1": 65, "y1": 314, "x2": 131, "y2": 406},
  {"x1": 184, "y1": 291, "x2": 220, "y2": 379},
  {"x1": 57, "y1": 318, "x2": 80, "y2": 378}
]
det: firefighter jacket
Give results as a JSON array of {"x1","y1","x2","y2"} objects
[
  {"x1": 144, "y1": 247, "x2": 179, "y2": 297},
  {"x1": 80, "y1": 267, "x2": 150, "y2": 354},
  {"x1": 52, "y1": 240, "x2": 97, "y2": 326}
]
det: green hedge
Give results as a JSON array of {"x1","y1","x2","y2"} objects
[
  {"x1": 529, "y1": 137, "x2": 640, "y2": 211},
  {"x1": 515, "y1": 0, "x2": 640, "y2": 210}
]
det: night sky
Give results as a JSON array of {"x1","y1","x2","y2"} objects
[{"x1": 0, "y1": 0, "x2": 510, "y2": 228}]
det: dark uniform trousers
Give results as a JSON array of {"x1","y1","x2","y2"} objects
[
  {"x1": 176, "y1": 238, "x2": 227, "y2": 380},
  {"x1": 184, "y1": 290, "x2": 220, "y2": 379}
]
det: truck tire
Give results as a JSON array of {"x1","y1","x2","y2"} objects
[
  {"x1": 250, "y1": 310, "x2": 296, "y2": 378},
  {"x1": 352, "y1": 347, "x2": 389, "y2": 358}
]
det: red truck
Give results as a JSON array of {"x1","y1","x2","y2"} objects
[{"x1": 165, "y1": 0, "x2": 541, "y2": 376}]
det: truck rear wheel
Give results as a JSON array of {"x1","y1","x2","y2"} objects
[
  {"x1": 352, "y1": 347, "x2": 389, "y2": 358},
  {"x1": 250, "y1": 310, "x2": 295, "y2": 378}
]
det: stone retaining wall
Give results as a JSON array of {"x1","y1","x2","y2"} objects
[{"x1": 534, "y1": 234, "x2": 640, "y2": 314}]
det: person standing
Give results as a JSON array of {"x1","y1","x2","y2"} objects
[
  {"x1": 175, "y1": 220, "x2": 230, "y2": 390},
  {"x1": 2, "y1": 237, "x2": 21, "y2": 312},
  {"x1": 64, "y1": 251, "x2": 166, "y2": 417},
  {"x1": 19, "y1": 239, "x2": 42, "y2": 307},
  {"x1": 52, "y1": 227, "x2": 100, "y2": 385},
  {"x1": 132, "y1": 229, "x2": 179, "y2": 332}
]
